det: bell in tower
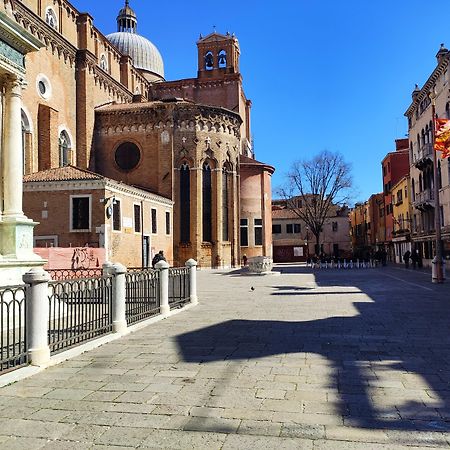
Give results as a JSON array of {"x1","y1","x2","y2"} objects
[{"x1": 197, "y1": 30, "x2": 240, "y2": 78}]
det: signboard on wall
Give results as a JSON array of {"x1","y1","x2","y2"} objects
[{"x1": 293, "y1": 247, "x2": 304, "y2": 257}]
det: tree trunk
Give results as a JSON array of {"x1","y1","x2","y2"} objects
[{"x1": 314, "y1": 233, "x2": 320, "y2": 256}]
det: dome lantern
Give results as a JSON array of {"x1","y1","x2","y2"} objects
[
  {"x1": 117, "y1": 0, "x2": 137, "y2": 33},
  {"x1": 107, "y1": 0, "x2": 164, "y2": 81}
]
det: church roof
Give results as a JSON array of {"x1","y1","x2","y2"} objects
[
  {"x1": 106, "y1": 1, "x2": 164, "y2": 79},
  {"x1": 107, "y1": 32, "x2": 164, "y2": 78},
  {"x1": 23, "y1": 166, "x2": 104, "y2": 183},
  {"x1": 240, "y1": 154, "x2": 275, "y2": 173}
]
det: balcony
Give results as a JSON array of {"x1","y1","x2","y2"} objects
[
  {"x1": 413, "y1": 143, "x2": 433, "y2": 169},
  {"x1": 413, "y1": 189, "x2": 435, "y2": 211}
]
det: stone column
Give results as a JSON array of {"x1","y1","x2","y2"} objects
[
  {"x1": 111, "y1": 263, "x2": 127, "y2": 334},
  {"x1": 3, "y1": 76, "x2": 25, "y2": 219},
  {"x1": 185, "y1": 258, "x2": 198, "y2": 305},
  {"x1": 23, "y1": 268, "x2": 51, "y2": 366},
  {"x1": 214, "y1": 168, "x2": 223, "y2": 267},
  {"x1": 156, "y1": 260, "x2": 170, "y2": 316}
]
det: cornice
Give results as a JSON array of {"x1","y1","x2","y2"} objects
[
  {"x1": 23, "y1": 176, "x2": 173, "y2": 206},
  {"x1": 405, "y1": 53, "x2": 449, "y2": 117},
  {"x1": 12, "y1": 0, "x2": 77, "y2": 67},
  {"x1": 96, "y1": 103, "x2": 242, "y2": 137}
]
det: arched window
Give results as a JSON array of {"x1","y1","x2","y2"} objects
[
  {"x1": 59, "y1": 131, "x2": 71, "y2": 167},
  {"x1": 21, "y1": 110, "x2": 31, "y2": 175},
  {"x1": 425, "y1": 125, "x2": 429, "y2": 144},
  {"x1": 202, "y1": 162, "x2": 212, "y2": 242},
  {"x1": 421, "y1": 129, "x2": 425, "y2": 147},
  {"x1": 99, "y1": 54, "x2": 108, "y2": 72},
  {"x1": 180, "y1": 164, "x2": 190, "y2": 243},
  {"x1": 411, "y1": 178, "x2": 415, "y2": 200},
  {"x1": 204, "y1": 51, "x2": 214, "y2": 70},
  {"x1": 218, "y1": 50, "x2": 227, "y2": 68},
  {"x1": 419, "y1": 173, "x2": 423, "y2": 192},
  {"x1": 222, "y1": 165, "x2": 230, "y2": 241},
  {"x1": 45, "y1": 7, "x2": 58, "y2": 30}
]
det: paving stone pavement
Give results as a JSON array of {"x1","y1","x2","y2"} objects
[{"x1": 1, "y1": 264, "x2": 450, "y2": 449}]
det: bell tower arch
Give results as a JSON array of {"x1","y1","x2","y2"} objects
[{"x1": 197, "y1": 31, "x2": 240, "y2": 78}]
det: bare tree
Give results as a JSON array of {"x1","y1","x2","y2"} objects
[{"x1": 279, "y1": 150, "x2": 353, "y2": 254}]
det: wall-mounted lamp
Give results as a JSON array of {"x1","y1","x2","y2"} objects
[{"x1": 101, "y1": 196, "x2": 116, "y2": 219}]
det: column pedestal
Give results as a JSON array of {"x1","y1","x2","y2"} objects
[{"x1": 0, "y1": 76, "x2": 44, "y2": 286}]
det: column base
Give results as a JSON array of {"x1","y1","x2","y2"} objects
[
  {"x1": 0, "y1": 216, "x2": 44, "y2": 286},
  {"x1": 28, "y1": 346, "x2": 50, "y2": 367},
  {"x1": 112, "y1": 320, "x2": 128, "y2": 334},
  {"x1": 190, "y1": 295, "x2": 198, "y2": 305},
  {"x1": 160, "y1": 304, "x2": 170, "y2": 316},
  {"x1": 0, "y1": 216, "x2": 41, "y2": 260},
  {"x1": 0, "y1": 260, "x2": 45, "y2": 287}
]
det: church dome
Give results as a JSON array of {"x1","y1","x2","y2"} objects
[
  {"x1": 107, "y1": 32, "x2": 164, "y2": 78},
  {"x1": 106, "y1": 1, "x2": 164, "y2": 80}
]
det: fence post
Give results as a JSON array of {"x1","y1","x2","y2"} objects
[
  {"x1": 23, "y1": 268, "x2": 51, "y2": 366},
  {"x1": 111, "y1": 263, "x2": 127, "y2": 334},
  {"x1": 185, "y1": 259, "x2": 198, "y2": 305},
  {"x1": 103, "y1": 261, "x2": 114, "y2": 276},
  {"x1": 156, "y1": 260, "x2": 170, "y2": 316}
]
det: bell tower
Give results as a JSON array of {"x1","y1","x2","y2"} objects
[{"x1": 197, "y1": 31, "x2": 240, "y2": 78}]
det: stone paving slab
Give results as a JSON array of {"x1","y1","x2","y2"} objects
[{"x1": 1, "y1": 265, "x2": 450, "y2": 448}]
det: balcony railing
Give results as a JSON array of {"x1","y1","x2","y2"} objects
[
  {"x1": 413, "y1": 143, "x2": 433, "y2": 167},
  {"x1": 413, "y1": 189, "x2": 435, "y2": 209}
]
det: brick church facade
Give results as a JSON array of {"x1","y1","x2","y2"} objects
[{"x1": 8, "y1": 0, "x2": 274, "y2": 268}]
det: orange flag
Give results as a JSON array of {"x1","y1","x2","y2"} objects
[{"x1": 434, "y1": 118, "x2": 450, "y2": 158}]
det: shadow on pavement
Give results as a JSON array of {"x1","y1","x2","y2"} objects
[{"x1": 177, "y1": 265, "x2": 450, "y2": 431}]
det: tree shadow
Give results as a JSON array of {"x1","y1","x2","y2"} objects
[{"x1": 176, "y1": 266, "x2": 450, "y2": 431}]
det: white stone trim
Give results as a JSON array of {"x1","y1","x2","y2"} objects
[
  {"x1": 36, "y1": 73, "x2": 52, "y2": 100},
  {"x1": 24, "y1": 179, "x2": 174, "y2": 208}
]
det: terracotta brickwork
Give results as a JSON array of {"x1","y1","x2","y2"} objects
[
  {"x1": 94, "y1": 101, "x2": 242, "y2": 267},
  {"x1": 12, "y1": 0, "x2": 275, "y2": 268}
]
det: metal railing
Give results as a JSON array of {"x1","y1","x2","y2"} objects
[
  {"x1": 48, "y1": 277, "x2": 113, "y2": 354},
  {"x1": 0, "y1": 285, "x2": 27, "y2": 373},
  {"x1": 168, "y1": 268, "x2": 190, "y2": 309},
  {"x1": 47, "y1": 268, "x2": 103, "y2": 281},
  {"x1": 125, "y1": 270, "x2": 160, "y2": 325},
  {"x1": 414, "y1": 189, "x2": 435, "y2": 206},
  {"x1": 413, "y1": 143, "x2": 433, "y2": 164}
]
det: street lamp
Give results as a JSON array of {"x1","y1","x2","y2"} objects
[{"x1": 429, "y1": 88, "x2": 445, "y2": 283}]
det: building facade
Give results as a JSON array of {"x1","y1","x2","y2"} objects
[
  {"x1": 23, "y1": 166, "x2": 173, "y2": 267},
  {"x1": 349, "y1": 193, "x2": 385, "y2": 257},
  {"x1": 272, "y1": 200, "x2": 351, "y2": 262},
  {"x1": 0, "y1": 0, "x2": 274, "y2": 270},
  {"x1": 381, "y1": 138, "x2": 410, "y2": 261},
  {"x1": 405, "y1": 45, "x2": 450, "y2": 267},
  {"x1": 391, "y1": 175, "x2": 412, "y2": 263}
]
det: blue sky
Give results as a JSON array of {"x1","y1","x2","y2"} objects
[{"x1": 74, "y1": 0, "x2": 450, "y2": 203}]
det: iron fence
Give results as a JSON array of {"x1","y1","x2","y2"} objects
[
  {"x1": 125, "y1": 270, "x2": 160, "y2": 325},
  {"x1": 168, "y1": 268, "x2": 190, "y2": 309},
  {"x1": 48, "y1": 276, "x2": 113, "y2": 354},
  {"x1": 47, "y1": 268, "x2": 103, "y2": 281},
  {"x1": 0, "y1": 285, "x2": 27, "y2": 373}
]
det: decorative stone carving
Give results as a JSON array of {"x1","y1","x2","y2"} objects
[{"x1": 248, "y1": 256, "x2": 273, "y2": 274}]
